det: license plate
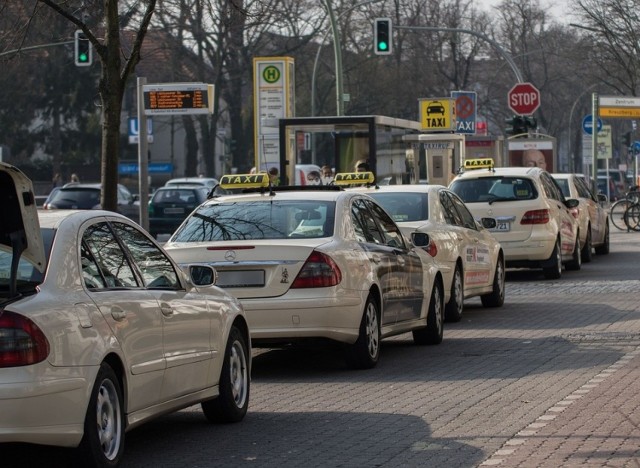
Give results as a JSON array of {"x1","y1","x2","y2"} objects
[
  {"x1": 491, "y1": 222, "x2": 511, "y2": 232},
  {"x1": 164, "y1": 207, "x2": 185, "y2": 215},
  {"x1": 217, "y1": 270, "x2": 265, "y2": 287}
]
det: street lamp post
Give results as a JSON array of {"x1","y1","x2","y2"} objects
[{"x1": 314, "y1": 0, "x2": 381, "y2": 117}]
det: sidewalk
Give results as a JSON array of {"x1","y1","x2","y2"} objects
[{"x1": 481, "y1": 345, "x2": 640, "y2": 467}]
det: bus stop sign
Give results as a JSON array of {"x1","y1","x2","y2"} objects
[{"x1": 508, "y1": 82, "x2": 540, "y2": 116}]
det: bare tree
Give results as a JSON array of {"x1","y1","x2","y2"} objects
[{"x1": 36, "y1": 0, "x2": 156, "y2": 211}]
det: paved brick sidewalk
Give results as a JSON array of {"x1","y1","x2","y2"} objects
[{"x1": 482, "y1": 347, "x2": 640, "y2": 467}]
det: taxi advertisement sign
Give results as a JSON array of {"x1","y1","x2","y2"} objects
[{"x1": 419, "y1": 98, "x2": 456, "y2": 131}]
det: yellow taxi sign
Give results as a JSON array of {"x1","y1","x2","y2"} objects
[
  {"x1": 333, "y1": 171, "x2": 375, "y2": 186},
  {"x1": 219, "y1": 173, "x2": 269, "y2": 189},
  {"x1": 463, "y1": 158, "x2": 494, "y2": 170}
]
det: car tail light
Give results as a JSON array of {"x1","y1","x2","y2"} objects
[
  {"x1": 425, "y1": 239, "x2": 438, "y2": 257},
  {"x1": 569, "y1": 207, "x2": 580, "y2": 219},
  {"x1": 0, "y1": 311, "x2": 50, "y2": 368},
  {"x1": 291, "y1": 251, "x2": 342, "y2": 288},
  {"x1": 521, "y1": 209, "x2": 550, "y2": 224}
]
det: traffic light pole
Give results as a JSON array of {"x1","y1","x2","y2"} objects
[
  {"x1": 0, "y1": 41, "x2": 74, "y2": 58},
  {"x1": 394, "y1": 25, "x2": 524, "y2": 83},
  {"x1": 322, "y1": 0, "x2": 344, "y2": 116}
]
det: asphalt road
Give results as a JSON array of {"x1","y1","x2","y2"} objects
[{"x1": 5, "y1": 229, "x2": 640, "y2": 467}]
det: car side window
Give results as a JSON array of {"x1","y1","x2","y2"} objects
[
  {"x1": 440, "y1": 190, "x2": 464, "y2": 226},
  {"x1": 540, "y1": 174, "x2": 562, "y2": 201},
  {"x1": 447, "y1": 191, "x2": 477, "y2": 230},
  {"x1": 366, "y1": 200, "x2": 407, "y2": 250},
  {"x1": 351, "y1": 199, "x2": 385, "y2": 244},
  {"x1": 83, "y1": 222, "x2": 139, "y2": 288},
  {"x1": 80, "y1": 241, "x2": 106, "y2": 289},
  {"x1": 111, "y1": 222, "x2": 181, "y2": 289}
]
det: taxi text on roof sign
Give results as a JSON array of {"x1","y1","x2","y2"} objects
[
  {"x1": 333, "y1": 172, "x2": 376, "y2": 185},
  {"x1": 220, "y1": 173, "x2": 270, "y2": 189},
  {"x1": 464, "y1": 158, "x2": 494, "y2": 170}
]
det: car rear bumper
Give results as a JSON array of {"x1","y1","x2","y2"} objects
[
  {"x1": 0, "y1": 366, "x2": 94, "y2": 447},
  {"x1": 240, "y1": 291, "x2": 366, "y2": 345},
  {"x1": 500, "y1": 236, "x2": 556, "y2": 266}
]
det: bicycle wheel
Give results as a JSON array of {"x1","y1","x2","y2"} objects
[
  {"x1": 624, "y1": 204, "x2": 640, "y2": 231},
  {"x1": 611, "y1": 199, "x2": 633, "y2": 230}
]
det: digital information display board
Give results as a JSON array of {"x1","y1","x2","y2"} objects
[{"x1": 143, "y1": 84, "x2": 214, "y2": 115}]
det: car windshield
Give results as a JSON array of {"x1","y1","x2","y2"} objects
[
  {"x1": 49, "y1": 188, "x2": 101, "y2": 208},
  {"x1": 171, "y1": 200, "x2": 336, "y2": 241},
  {"x1": 368, "y1": 192, "x2": 428, "y2": 222},
  {"x1": 0, "y1": 228, "x2": 55, "y2": 297},
  {"x1": 450, "y1": 177, "x2": 537, "y2": 203}
]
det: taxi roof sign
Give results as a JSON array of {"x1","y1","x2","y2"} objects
[
  {"x1": 333, "y1": 172, "x2": 375, "y2": 186},
  {"x1": 219, "y1": 173, "x2": 270, "y2": 189},
  {"x1": 463, "y1": 158, "x2": 494, "y2": 170}
]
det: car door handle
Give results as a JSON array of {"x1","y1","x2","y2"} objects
[
  {"x1": 111, "y1": 307, "x2": 126, "y2": 321},
  {"x1": 161, "y1": 303, "x2": 174, "y2": 317}
]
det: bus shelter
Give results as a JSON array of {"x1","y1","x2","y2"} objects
[{"x1": 277, "y1": 115, "x2": 422, "y2": 185}]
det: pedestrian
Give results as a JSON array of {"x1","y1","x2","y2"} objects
[
  {"x1": 52, "y1": 173, "x2": 63, "y2": 189},
  {"x1": 70, "y1": 173, "x2": 80, "y2": 183},
  {"x1": 268, "y1": 167, "x2": 280, "y2": 186}
]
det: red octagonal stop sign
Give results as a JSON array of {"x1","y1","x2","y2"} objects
[{"x1": 508, "y1": 82, "x2": 540, "y2": 115}]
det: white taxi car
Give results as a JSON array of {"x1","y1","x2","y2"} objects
[
  {"x1": 552, "y1": 173, "x2": 610, "y2": 262},
  {"x1": 351, "y1": 183, "x2": 505, "y2": 322},
  {"x1": 449, "y1": 159, "x2": 580, "y2": 279},
  {"x1": 0, "y1": 163, "x2": 250, "y2": 466},
  {"x1": 164, "y1": 172, "x2": 446, "y2": 370}
]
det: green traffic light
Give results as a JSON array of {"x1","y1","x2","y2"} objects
[
  {"x1": 79, "y1": 53, "x2": 88, "y2": 62},
  {"x1": 378, "y1": 41, "x2": 388, "y2": 51}
]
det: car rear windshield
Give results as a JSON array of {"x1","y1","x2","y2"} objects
[
  {"x1": 450, "y1": 177, "x2": 537, "y2": 203},
  {"x1": 49, "y1": 188, "x2": 101, "y2": 209},
  {"x1": 171, "y1": 200, "x2": 336, "y2": 241},
  {"x1": 152, "y1": 188, "x2": 207, "y2": 205},
  {"x1": 368, "y1": 192, "x2": 428, "y2": 222}
]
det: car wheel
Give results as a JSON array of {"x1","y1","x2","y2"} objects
[
  {"x1": 542, "y1": 238, "x2": 562, "y2": 279},
  {"x1": 444, "y1": 266, "x2": 463, "y2": 322},
  {"x1": 566, "y1": 235, "x2": 582, "y2": 271},
  {"x1": 202, "y1": 326, "x2": 250, "y2": 423},
  {"x1": 77, "y1": 363, "x2": 124, "y2": 468},
  {"x1": 581, "y1": 227, "x2": 592, "y2": 263},
  {"x1": 413, "y1": 279, "x2": 444, "y2": 345},
  {"x1": 345, "y1": 294, "x2": 381, "y2": 369},
  {"x1": 595, "y1": 223, "x2": 610, "y2": 255},
  {"x1": 481, "y1": 255, "x2": 505, "y2": 308}
]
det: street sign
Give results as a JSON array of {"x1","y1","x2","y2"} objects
[
  {"x1": 508, "y1": 82, "x2": 540, "y2": 116},
  {"x1": 598, "y1": 95, "x2": 640, "y2": 118},
  {"x1": 451, "y1": 91, "x2": 476, "y2": 134},
  {"x1": 418, "y1": 98, "x2": 455, "y2": 131},
  {"x1": 143, "y1": 83, "x2": 214, "y2": 115},
  {"x1": 582, "y1": 114, "x2": 602, "y2": 135}
]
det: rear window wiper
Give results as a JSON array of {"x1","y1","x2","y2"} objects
[{"x1": 488, "y1": 196, "x2": 515, "y2": 205}]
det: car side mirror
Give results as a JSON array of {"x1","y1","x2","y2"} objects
[
  {"x1": 597, "y1": 193, "x2": 608, "y2": 203},
  {"x1": 480, "y1": 217, "x2": 496, "y2": 229},
  {"x1": 411, "y1": 231, "x2": 430, "y2": 247},
  {"x1": 564, "y1": 198, "x2": 580, "y2": 209},
  {"x1": 189, "y1": 265, "x2": 218, "y2": 286}
]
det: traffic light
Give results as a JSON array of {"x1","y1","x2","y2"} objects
[
  {"x1": 505, "y1": 115, "x2": 526, "y2": 136},
  {"x1": 74, "y1": 30, "x2": 92, "y2": 66},
  {"x1": 622, "y1": 131, "x2": 632, "y2": 148},
  {"x1": 374, "y1": 18, "x2": 392, "y2": 55}
]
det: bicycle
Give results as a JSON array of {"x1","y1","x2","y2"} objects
[{"x1": 610, "y1": 186, "x2": 640, "y2": 231}]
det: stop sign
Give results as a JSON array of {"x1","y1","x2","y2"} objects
[{"x1": 508, "y1": 82, "x2": 540, "y2": 115}]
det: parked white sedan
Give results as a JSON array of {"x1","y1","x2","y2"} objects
[
  {"x1": 164, "y1": 172, "x2": 446, "y2": 370},
  {"x1": 551, "y1": 173, "x2": 610, "y2": 261},
  {"x1": 351, "y1": 183, "x2": 505, "y2": 322},
  {"x1": 0, "y1": 163, "x2": 250, "y2": 467}
]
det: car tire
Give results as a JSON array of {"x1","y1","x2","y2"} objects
[
  {"x1": 566, "y1": 236, "x2": 582, "y2": 271},
  {"x1": 444, "y1": 266, "x2": 463, "y2": 322},
  {"x1": 481, "y1": 254, "x2": 505, "y2": 308},
  {"x1": 345, "y1": 294, "x2": 381, "y2": 369},
  {"x1": 202, "y1": 326, "x2": 250, "y2": 423},
  {"x1": 595, "y1": 223, "x2": 610, "y2": 255},
  {"x1": 581, "y1": 227, "x2": 593, "y2": 263},
  {"x1": 77, "y1": 363, "x2": 124, "y2": 468},
  {"x1": 542, "y1": 238, "x2": 562, "y2": 279},
  {"x1": 413, "y1": 279, "x2": 444, "y2": 346}
]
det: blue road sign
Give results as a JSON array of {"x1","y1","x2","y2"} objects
[{"x1": 582, "y1": 114, "x2": 603, "y2": 135}]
